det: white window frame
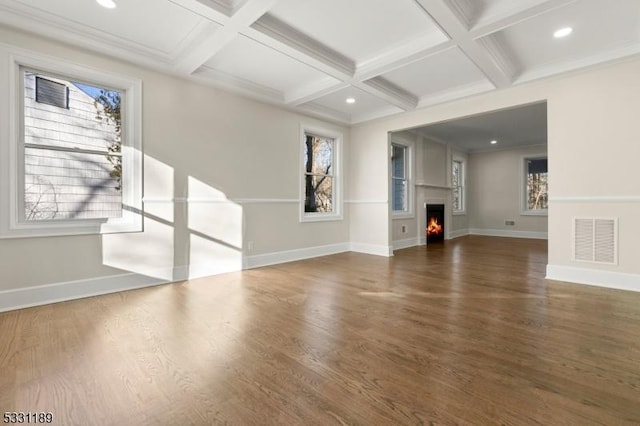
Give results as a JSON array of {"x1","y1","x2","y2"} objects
[
  {"x1": 390, "y1": 140, "x2": 413, "y2": 218},
  {"x1": 0, "y1": 45, "x2": 143, "y2": 238},
  {"x1": 299, "y1": 124, "x2": 342, "y2": 222},
  {"x1": 452, "y1": 157, "x2": 466, "y2": 215},
  {"x1": 521, "y1": 154, "x2": 548, "y2": 216}
]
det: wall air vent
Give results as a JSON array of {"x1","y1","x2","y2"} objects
[
  {"x1": 35, "y1": 76, "x2": 69, "y2": 109},
  {"x1": 572, "y1": 218, "x2": 617, "y2": 265}
]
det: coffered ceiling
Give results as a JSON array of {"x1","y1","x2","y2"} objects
[{"x1": 0, "y1": 0, "x2": 638, "y2": 125}]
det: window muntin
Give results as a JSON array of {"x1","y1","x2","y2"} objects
[
  {"x1": 24, "y1": 71, "x2": 123, "y2": 221},
  {"x1": 391, "y1": 144, "x2": 408, "y2": 213},
  {"x1": 452, "y1": 159, "x2": 464, "y2": 213},
  {"x1": 523, "y1": 156, "x2": 548, "y2": 213}
]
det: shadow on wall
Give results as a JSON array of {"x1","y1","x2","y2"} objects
[{"x1": 102, "y1": 154, "x2": 243, "y2": 281}]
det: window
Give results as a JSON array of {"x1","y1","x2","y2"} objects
[
  {"x1": 522, "y1": 155, "x2": 548, "y2": 215},
  {"x1": 452, "y1": 158, "x2": 465, "y2": 213},
  {"x1": 301, "y1": 126, "x2": 342, "y2": 221},
  {"x1": 391, "y1": 143, "x2": 409, "y2": 214},
  {"x1": 0, "y1": 48, "x2": 142, "y2": 238}
]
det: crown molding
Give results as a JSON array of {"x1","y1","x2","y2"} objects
[
  {"x1": 417, "y1": 80, "x2": 495, "y2": 109},
  {"x1": 515, "y1": 42, "x2": 640, "y2": 84},
  {"x1": 359, "y1": 77, "x2": 418, "y2": 111},
  {"x1": 250, "y1": 14, "x2": 355, "y2": 79},
  {"x1": 0, "y1": 4, "x2": 178, "y2": 69},
  {"x1": 193, "y1": 66, "x2": 284, "y2": 103},
  {"x1": 443, "y1": 0, "x2": 473, "y2": 29},
  {"x1": 471, "y1": 0, "x2": 580, "y2": 34},
  {"x1": 351, "y1": 105, "x2": 405, "y2": 125},
  {"x1": 476, "y1": 35, "x2": 519, "y2": 82},
  {"x1": 296, "y1": 103, "x2": 351, "y2": 125},
  {"x1": 355, "y1": 35, "x2": 453, "y2": 81},
  {"x1": 285, "y1": 79, "x2": 347, "y2": 106}
]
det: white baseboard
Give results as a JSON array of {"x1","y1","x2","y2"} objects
[
  {"x1": 0, "y1": 272, "x2": 172, "y2": 313},
  {"x1": 392, "y1": 237, "x2": 420, "y2": 250},
  {"x1": 546, "y1": 264, "x2": 640, "y2": 293},
  {"x1": 469, "y1": 228, "x2": 548, "y2": 239},
  {"x1": 244, "y1": 242, "x2": 350, "y2": 269},
  {"x1": 448, "y1": 229, "x2": 470, "y2": 239},
  {"x1": 350, "y1": 242, "x2": 393, "y2": 257}
]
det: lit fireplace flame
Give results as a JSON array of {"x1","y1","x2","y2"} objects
[{"x1": 426, "y1": 217, "x2": 443, "y2": 236}]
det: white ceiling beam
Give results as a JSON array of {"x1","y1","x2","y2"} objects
[
  {"x1": 173, "y1": 0, "x2": 279, "y2": 75},
  {"x1": 414, "y1": 0, "x2": 510, "y2": 88}
]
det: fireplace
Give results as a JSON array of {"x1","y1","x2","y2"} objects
[{"x1": 426, "y1": 204, "x2": 445, "y2": 244}]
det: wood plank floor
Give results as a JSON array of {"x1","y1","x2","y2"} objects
[{"x1": 1, "y1": 236, "x2": 640, "y2": 425}]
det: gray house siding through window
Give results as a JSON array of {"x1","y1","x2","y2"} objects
[{"x1": 24, "y1": 74, "x2": 122, "y2": 220}]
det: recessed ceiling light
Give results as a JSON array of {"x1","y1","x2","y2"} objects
[
  {"x1": 346, "y1": 97, "x2": 356, "y2": 104},
  {"x1": 96, "y1": 0, "x2": 117, "y2": 9},
  {"x1": 490, "y1": 140, "x2": 497, "y2": 145},
  {"x1": 553, "y1": 27, "x2": 572, "y2": 38}
]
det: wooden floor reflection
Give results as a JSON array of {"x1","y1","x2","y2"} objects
[{"x1": 1, "y1": 236, "x2": 640, "y2": 425}]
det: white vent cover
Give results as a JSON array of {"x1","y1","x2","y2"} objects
[{"x1": 572, "y1": 218, "x2": 618, "y2": 264}]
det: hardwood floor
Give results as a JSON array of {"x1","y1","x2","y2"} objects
[{"x1": 1, "y1": 236, "x2": 640, "y2": 425}]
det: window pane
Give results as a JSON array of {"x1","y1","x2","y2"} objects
[
  {"x1": 24, "y1": 71, "x2": 123, "y2": 221},
  {"x1": 25, "y1": 72, "x2": 121, "y2": 152},
  {"x1": 304, "y1": 175, "x2": 333, "y2": 213},
  {"x1": 304, "y1": 135, "x2": 333, "y2": 176},
  {"x1": 452, "y1": 161, "x2": 460, "y2": 186},
  {"x1": 453, "y1": 187, "x2": 460, "y2": 211},
  {"x1": 526, "y1": 158, "x2": 548, "y2": 210},
  {"x1": 392, "y1": 145, "x2": 405, "y2": 178},
  {"x1": 392, "y1": 178, "x2": 406, "y2": 211},
  {"x1": 25, "y1": 148, "x2": 122, "y2": 220}
]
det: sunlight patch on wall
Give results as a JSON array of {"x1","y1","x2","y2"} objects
[
  {"x1": 143, "y1": 155, "x2": 174, "y2": 222},
  {"x1": 102, "y1": 218, "x2": 174, "y2": 280},
  {"x1": 187, "y1": 176, "x2": 243, "y2": 278},
  {"x1": 189, "y1": 234, "x2": 243, "y2": 279},
  {"x1": 102, "y1": 155, "x2": 175, "y2": 280}
]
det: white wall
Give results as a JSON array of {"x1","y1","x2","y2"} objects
[
  {"x1": 0, "y1": 26, "x2": 351, "y2": 306},
  {"x1": 350, "y1": 56, "x2": 640, "y2": 290},
  {"x1": 348, "y1": 126, "x2": 390, "y2": 256},
  {"x1": 467, "y1": 145, "x2": 547, "y2": 238}
]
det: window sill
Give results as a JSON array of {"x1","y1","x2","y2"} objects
[
  {"x1": 0, "y1": 212, "x2": 143, "y2": 239},
  {"x1": 520, "y1": 210, "x2": 548, "y2": 217},
  {"x1": 300, "y1": 213, "x2": 343, "y2": 223}
]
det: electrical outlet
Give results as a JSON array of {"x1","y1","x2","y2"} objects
[
  {"x1": 401, "y1": 225, "x2": 406, "y2": 233},
  {"x1": 505, "y1": 220, "x2": 515, "y2": 226},
  {"x1": 247, "y1": 241, "x2": 254, "y2": 251}
]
